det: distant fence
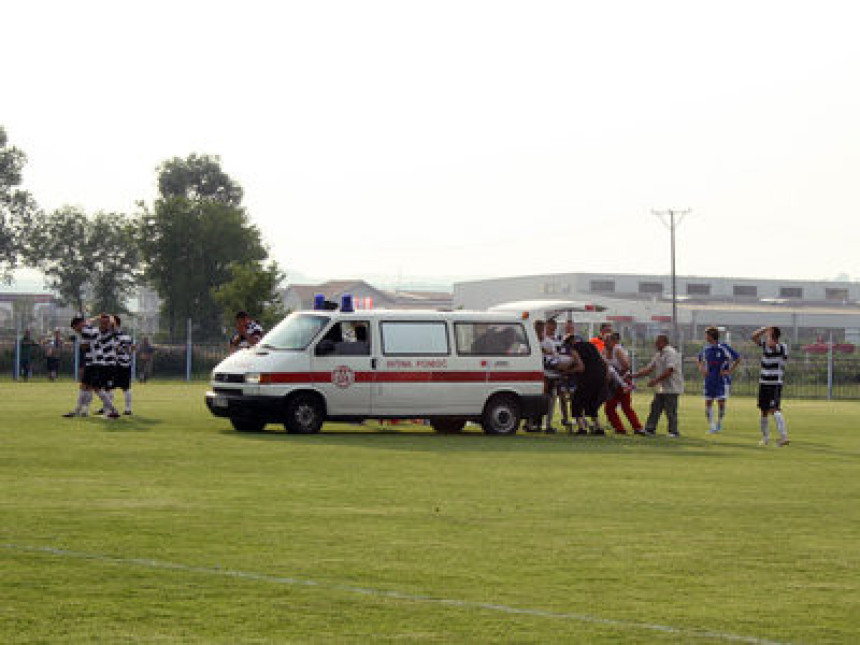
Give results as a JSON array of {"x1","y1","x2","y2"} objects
[
  {"x1": 3, "y1": 336, "x2": 860, "y2": 400},
  {"x1": 0, "y1": 339, "x2": 230, "y2": 383},
  {"x1": 628, "y1": 341, "x2": 860, "y2": 401}
]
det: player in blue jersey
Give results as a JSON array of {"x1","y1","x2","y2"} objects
[{"x1": 696, "y1": 326, "x2": 741, "y2": 434}]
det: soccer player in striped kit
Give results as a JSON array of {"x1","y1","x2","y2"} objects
[
  {"x1": 751, "y1": 325, "x2": 790, "y2": 446},
  {"x1": 111, "y1": 315, "x2": 135, "y2": 415},
  {"x1": 64, "y1": 314, "x2": 121, "y2": 418},
  {"x1": 229, "y1": 311, "x2": 264, "y2": 353}
]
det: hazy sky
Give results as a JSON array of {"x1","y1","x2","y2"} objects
[{"x1": 4, "y1": 1, "x2": 860, "y2": 288}]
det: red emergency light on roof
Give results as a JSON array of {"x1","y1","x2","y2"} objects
[{"x1": 584, "y1": 304, "x2": 595, "y2": 311}]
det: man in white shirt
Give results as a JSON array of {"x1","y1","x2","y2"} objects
[{"x1": 632, "y1": 334, "x2": 684, "y2": 437}]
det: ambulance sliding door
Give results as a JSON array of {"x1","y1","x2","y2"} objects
[
  {"x1": 372, "y1": 320, "x2": 480, "y2": 416},
  {"x1": 452, "y1": 321, "x2": 534, "y2": 401}
]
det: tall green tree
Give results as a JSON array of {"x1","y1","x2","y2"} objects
[
  {"x1": 157, "y1": 153, "x2": 243, "y2": 206},
  {"x1": 24, "y1": 206, "x2": 94, "y2": 312},
  {"x1": 24, "y1": 207, "x2": 139, "y2": 314},
  {"x1": 89, "y1": 212, "x2": 141, "y2": 314},
  {"x1": 137, "y1": 154, "x2": 267, "y2": 340},
  {"x1": 212, "y1": 260, "x2": 287, "y2": 331},
  {"x1": 0, "y1": 126, "x2": 37, "y2": 282}
]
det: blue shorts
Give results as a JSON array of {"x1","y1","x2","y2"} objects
[{"x1": 703, "y1": 377, "x2": 728, "y2": 400}]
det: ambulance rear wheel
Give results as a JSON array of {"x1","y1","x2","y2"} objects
[
  {"x1": 481, "y1": 395, "x2": 521, "y2": 435},
  {"x1": 430, "y1": 418, "x2": 466, "y2": 434},
  {"x1": 231, "y1": 417, "x2": 266, "y2": 433},
  {"x1": 284, "y1": 393, "x2": 325, "y2": 434}
]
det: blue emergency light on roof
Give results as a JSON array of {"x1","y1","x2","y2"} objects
[
  {"x1": 313, "y1": 294, "x2": 326, "y2": 310},
  {"x1": 341, "y1": 293, "x2": 355, "y2": 313}
]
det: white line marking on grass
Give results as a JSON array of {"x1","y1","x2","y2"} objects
[{"x1": 3, "y1": 543, "x2": 788, "y2": 644}]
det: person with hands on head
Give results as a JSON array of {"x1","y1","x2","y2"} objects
[{"x1": 751, "y1": 325, "x2": 790, "y2": 447}]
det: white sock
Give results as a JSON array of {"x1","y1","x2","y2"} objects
[
  {"x1": 706, "y1": 408, "x2": 714, "y2": 429},
  {"x1": 717, "y1": 407, "x2": 725, "y2": 430},
  {"x1": 96, "y1": 390, "x2": 117, "y2": 414},
  {"x1": 545, "y1": 393, "x2": 556, "y2": 429},
  {"x1": 773, "y1": 411, "x2": 787, "y2": 439},
  {"x1": 760, "y1": 416, "x2": 769, "y2": 440},
  {"x1": 74, "y1": 390, "x2": 87, "y2": 414},
  {"x1": 124, "y1": 390, "x2": 132, "y2": 412}
]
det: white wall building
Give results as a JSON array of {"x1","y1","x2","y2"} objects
[{"x1": 454, "y1": 272, "x2": 860, "y2": 344}]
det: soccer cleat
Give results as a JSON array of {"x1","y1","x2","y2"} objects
[
  {"x1": 668, "y1": 432, "x2": 680, "y2": 438},
  {"x1": 123, "y1": 410, "x2": 132, "y2": 416},
  {"x1": 777, "y1": 438, "x2": 790, "y2": 447},
  {"x1": 758, "y1": 438, "x2": 769, "y2": 447},
  {"x1": 95, "y1": 408, "x2": 105, "y2": 416},
  {"x1": 590, "y1": 428, "x2": 606, "y2": 436},
  {"x1": 62, "y1": 411, "x2": 78, "y2": 418},
  {"x1": 107, "y1": 411, "x2": 120, "y2": 419}
]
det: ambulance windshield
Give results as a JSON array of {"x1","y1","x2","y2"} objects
[{"x1": 260, "y1": 313, "x2": 329, "y2": 350}]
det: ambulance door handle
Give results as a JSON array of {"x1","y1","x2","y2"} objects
[{"x1": 371, "y1": 358, "x2": 378, "y2": 370}]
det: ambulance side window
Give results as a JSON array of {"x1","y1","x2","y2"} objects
[
  {"x1": 380, "y1": 322, "x2": 449, "y2": 356},
  {"x1": 316, "y1": 321, "x2": 371, "y2": 356},
  {"x1": 455, "y1": 323, "x2": 530, "y2": 356}
]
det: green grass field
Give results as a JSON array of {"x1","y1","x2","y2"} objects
[{"x1": 1, "y1": 382, "x2": 858, "y2": 643}]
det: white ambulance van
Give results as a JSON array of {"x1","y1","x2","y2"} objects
[{"x1": 204, "y1": 299, "x2": 551, "y2": 435}]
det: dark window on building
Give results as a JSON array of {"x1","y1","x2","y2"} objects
[
  {"x1": 590, "y1": 280, "x2": 615, "y2": 293},
  {"x1": 779, "y1": 287, "x2": 803, "y2": 299},
  {"x1": 825, "y1": 288, "x2": 849, "y2": 301},
  {"x1": 686, "y1": 283, "x2": 711, "y2": 296},
  {"x1": 733, "y1": 285, "x2": 757, "y2": 297},
  {"x1": 639, "y1": 282, "x2": 663, "y2": 294}
]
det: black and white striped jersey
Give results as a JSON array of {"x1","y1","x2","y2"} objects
[
  {"x1": 230, "y1": 320, "x2": 264, "y2": 350},
  {"x1": 759, "y1": 341, "x2": 789, "y2": 385},
  {"x1": 115, "y1": 330, "x2": 134, "y2": 368},
  {"x1": 93, "y1": 329, "x2": 117, "y2": 366},
  {"x1": 79, "y1": 324, "x2": 99, "y2": 365}
]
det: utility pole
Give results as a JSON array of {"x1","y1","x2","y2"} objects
[{"x1": 652, "y1": 208, "x2": 691, "y2": 347}]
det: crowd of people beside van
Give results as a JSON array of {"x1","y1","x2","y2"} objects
[{"x1": 528, "y1": 320, "x2": 791, "y2": 446}]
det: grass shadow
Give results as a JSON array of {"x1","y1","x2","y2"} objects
[{"x1": 222, "y1": 424, "x2": 729, "y2": 457}]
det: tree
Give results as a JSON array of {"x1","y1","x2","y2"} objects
[
  {"x1": 0, "y1": 126, "x2": 37, "y2": 282},
  {"x1": 137, "y1": 154, "x2": 268, "y2": 340},
  {"x1": 24, "y1": 207, "x2": 140, "y2": 314},
  {"x1": 24, "y1": 206, "x2": 93, "y2": 313},
  {"x1": 89, "y1": 212, "x2": 141, "y2": 314},
  {"x1": 212, "y1": 260, "x2": 287, "y2": 331},
  {"x1": 157, "y1": 153, "x2": 243, "y2": 206}
]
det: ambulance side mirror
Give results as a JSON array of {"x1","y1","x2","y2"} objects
[{"x1": 315, "y1": 340, "x2": 335, "y2": 356}]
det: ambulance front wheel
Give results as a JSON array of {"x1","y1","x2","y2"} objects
[
  {"x1": 284, "y1": 393, "x2": 325, "y2": 434},
  {"x1": 481, "y1": 395, "x2": 521, "y2": 435}
]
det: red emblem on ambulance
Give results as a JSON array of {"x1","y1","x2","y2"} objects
[{"x1": 331, "y1": 365, "x2": 355, "y2": 389}]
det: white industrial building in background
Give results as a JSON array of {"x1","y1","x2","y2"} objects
[{"x1": 454, "y1": 272, "x2": 860, "y2": 345}]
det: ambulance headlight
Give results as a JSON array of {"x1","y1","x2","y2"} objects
[{"x1": 245, "y1": 373, "x2": 261, "y2": 385}]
